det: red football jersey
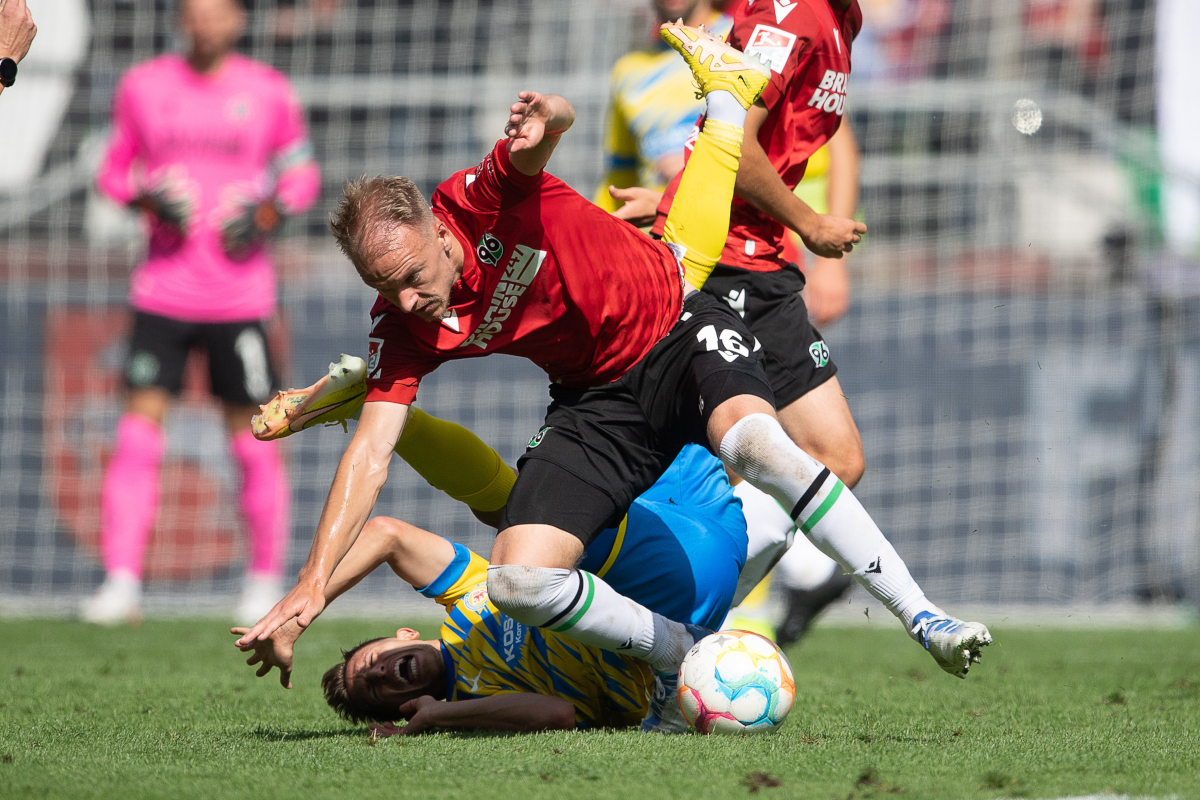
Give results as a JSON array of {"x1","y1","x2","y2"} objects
[
  {"x1": 653, "y1": 0, "x2": 862, "y2": 272},
  {"x1": 365, "y1": 140, "x2": 686, "y2": 405}
]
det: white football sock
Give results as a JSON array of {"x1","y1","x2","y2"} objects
[
  {"x1": 704, "y1": 89, "x2": 748, "y2": 128},
  {"x1": 719, "y1": 413, "x2": 940, "y2": 630},
  {"x1": 486, "y1": 565, "x2": 691, "y2": 673},
  {"x1": 775, "y1": 531, "x2": 840, "y2": 591},
  {"x1": 731, "y1": 479, "x2": 794, "y2": 605}
]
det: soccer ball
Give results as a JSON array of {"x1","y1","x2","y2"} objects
[{"x1": 677, "y1": 630, "x2": 794, "y2": 735}]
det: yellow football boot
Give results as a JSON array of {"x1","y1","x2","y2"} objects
[{"x1": 659, "y1": 21, "x2": 771, "y2": 109}]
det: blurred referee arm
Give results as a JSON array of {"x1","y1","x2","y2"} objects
[
  {"x1": 0, "y1": 0, "x2": 35, "y2": 96},
  {"x1": 735, "y1": 101, "x2": 864, "y2": 259}
]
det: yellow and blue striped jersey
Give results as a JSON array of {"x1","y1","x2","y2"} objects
[
  {"x1": 595, "y1": 14, "x2": 734, "y2": 209},
  {"x1": 423, "y1": 545, "x2": 653, "y2": 729}
]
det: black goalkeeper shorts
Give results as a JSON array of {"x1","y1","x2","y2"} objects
[
  {"x1": 702, "y1": 263, "x2": 838, "y2": 409},
  {"x1": 501, "y1": 291, "x2": 774, "y2": 546},
  {"x1": 125, "y1": 311, "x2": 280, "y2": 405}
]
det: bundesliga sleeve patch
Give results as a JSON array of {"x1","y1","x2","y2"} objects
[{"x1": 744, "y1": 24, "x2": 797, "y2": 75}]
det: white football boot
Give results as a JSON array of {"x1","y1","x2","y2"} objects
[
  {"x1": 236, "y1": 574, "x2": 284, "y2": 627},
  {"x1": 909, "y1": 610, "x2": 993, "y2": 678},
  {"x1": 80, "y1": 571, "x2": 142, "y2": 625},
  {"x1": 251, "y1": 354, "x2": 368, "y2": 441}
]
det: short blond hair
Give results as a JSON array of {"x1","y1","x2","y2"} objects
[{"x1": 329, "y1": 176, "x2": 433, "y2": 271}]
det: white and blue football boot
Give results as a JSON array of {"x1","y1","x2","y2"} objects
[
  {"x1": 910, "y1": 611, "x2": 993, "y2": 678},
  {"x1": 640, "y1": 623, "x2": 713, "y2": 734}
]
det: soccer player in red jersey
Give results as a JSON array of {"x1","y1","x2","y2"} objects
[
  {"x1": 239, "y1": 24, "x2": 990, "y2": 733},
  {"x1": 642, "y1": 0, "x2": 871, "y2": 638}
]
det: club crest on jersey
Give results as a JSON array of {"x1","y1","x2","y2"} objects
[
  {"x1": 810, "y1": 339, "x2": 830, "y2": 368},
  {"x1": 807, "y1": 69, "x2": 848, "y2": 116},
  {"x1": 464, "y1": 584, "x2": 489, "y2": 612},
  {"x1": 528, "y1": 425, "x2": 551, "y2": 449},
  {"x1": 459, "y1": 245, "x2": 547, "y2": 350},
  {"x1": 745, "y1": 24, "x2": 797, "y2": 74},
  {"x1": 476, "y1": 232, "x2": 504, "y2": 267},
  {"x1": 367, "y1": 336, "x2": 384, "y2": 378}
]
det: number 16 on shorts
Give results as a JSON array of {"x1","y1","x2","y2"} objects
[{"x1": 696, "y1": 324, "x2": 761, "y2": 363}]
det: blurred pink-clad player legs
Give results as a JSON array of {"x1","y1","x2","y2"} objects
[
  {"x1": 231, "y1": 430, "x2": 290, "y2": 580},
  {"x1": 99, "y1": 413, "x2": 165, "y2": 581}
]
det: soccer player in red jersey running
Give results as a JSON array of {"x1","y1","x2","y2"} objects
[
  {"x1": 642, "y1": 0, "x2": 872, "y2": 638},
  {"x1": 240, "y1": 24, "x2": 990, "y2": 734}
]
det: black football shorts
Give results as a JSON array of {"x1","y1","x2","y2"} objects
[
  {"x1": 125, "y1": 311, "x2": 279, "y2": 405},
  {"x1": 501, "y1": 291, "x2": 775, "y2": 545},
  {"x1": 702, "y1": 263, "x2": 838, "y2": 409}
]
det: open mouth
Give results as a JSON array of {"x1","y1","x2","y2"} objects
[{"x1": 391, "y1": 653, "x2": 419, "y2": 687}]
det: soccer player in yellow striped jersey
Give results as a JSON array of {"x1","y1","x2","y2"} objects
[
  {"x1": 594, "y1": 0, "x2": 732, "y2": 214},
  {"x1": 234, "y1": 410, "x2": 751, "y2": 731}
]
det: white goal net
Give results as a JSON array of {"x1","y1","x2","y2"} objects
[{"x1": 2, "y1": 0, "x2": 1195, "y2": 619}]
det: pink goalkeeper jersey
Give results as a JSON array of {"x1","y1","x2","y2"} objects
[{"x1": 97, "y1": 53, "x2": 320, "y2": 322}]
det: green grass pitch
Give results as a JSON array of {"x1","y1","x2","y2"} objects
[{"x1": 1, "y1": 619, "x2": 1197, "y2": 799}]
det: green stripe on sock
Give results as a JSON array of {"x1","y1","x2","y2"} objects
[
  {"x1": 800, "y1": 479, "x2": 844, "y2": 534},
  {"x1": 553, "y1": 573, "x2": 595, "y2": 632}
]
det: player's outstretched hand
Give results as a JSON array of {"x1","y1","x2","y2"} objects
[
  {"x1": 505, "y1": 91, "x2": 574, "y2": 153},
  {"x1": 801, "y1": 213, "x2": 866, "y2": 259},
  {"x1": 608, "y1": 186, "x2": 663, "y2": 228},
  {"x1": 395, "y1": 696, "x2": 440, "y2": 735},
  {"x1": 364, "y1": 697, "x2": 437, "y2": 738},
  {"x1": 234, "y1": 579, "x2": 326, "y2": 649},
  {"x1": 231, "y1": 618, "x2": 301, "y2": 689}
]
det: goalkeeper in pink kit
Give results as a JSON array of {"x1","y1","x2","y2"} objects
[{"x1": 82, "y1": 0, "x2": 320, "y2": 624}]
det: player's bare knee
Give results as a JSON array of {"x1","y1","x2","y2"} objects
[
  {"x1": 819, "y1": 443, "x2": 864, "y2": 489},
  {"x1": 486, "y1": 564, "x2": 562, "y2": 623}
]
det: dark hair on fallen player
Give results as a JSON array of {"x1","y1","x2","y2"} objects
[
  {"x1": 329, "y1": 175, "x2": 434, "y2": 272},
  {"x1": 321, "y1": 637, "x2": 400, "y2": 725}
]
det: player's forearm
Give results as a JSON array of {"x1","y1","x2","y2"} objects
[
  {"x1": 320, "y1": 524, "x2": 392, "y2": 604},
  {"x1": 824, "y1": 123, "x2": 860, "y2": 220},
  {"x1": 421, "y1": 695, "x2": 576, "y2": 732},
  {"x1": 734, "y1": 131, "x2": 820, "y2": 239},
  {"x1": 296, "y1": 440, "x2": 392, "y2": 589}
]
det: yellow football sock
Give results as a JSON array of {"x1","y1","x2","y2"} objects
[
  {"x1": 394, "y1": 407, "x2": 516, "y2": 512},
  {"x1": 660, "y1": 118, "x2": 743, "y2": 290}
]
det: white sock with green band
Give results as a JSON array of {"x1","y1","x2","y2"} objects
[
  {"x1": 486, "y1": 564, "x2": 691, "y2": 673},
  {"x1": 719, "y1": 413, "x2": 939, "y2": 630}
]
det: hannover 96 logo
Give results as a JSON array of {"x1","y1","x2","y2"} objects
[
  {"x1": 809, "y1": 340, "x2": 830, "y2": 368},
  {"x1": 528, "y1": 426, "x2": 551, "y2": 448},
  {"x1": 476, "y1": 232, "x2": 504, "y2": 267}
]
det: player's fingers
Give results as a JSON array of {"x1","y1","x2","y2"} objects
[
  {"x1": 256, "y1": 663, "x2": 271, "y2": 677},
  {"x1": 246, "y1": 653, "x2": 261, "y2": 666},
  {"x1": 280, "y1": 668, "x2": 292, "y2": 689}
]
